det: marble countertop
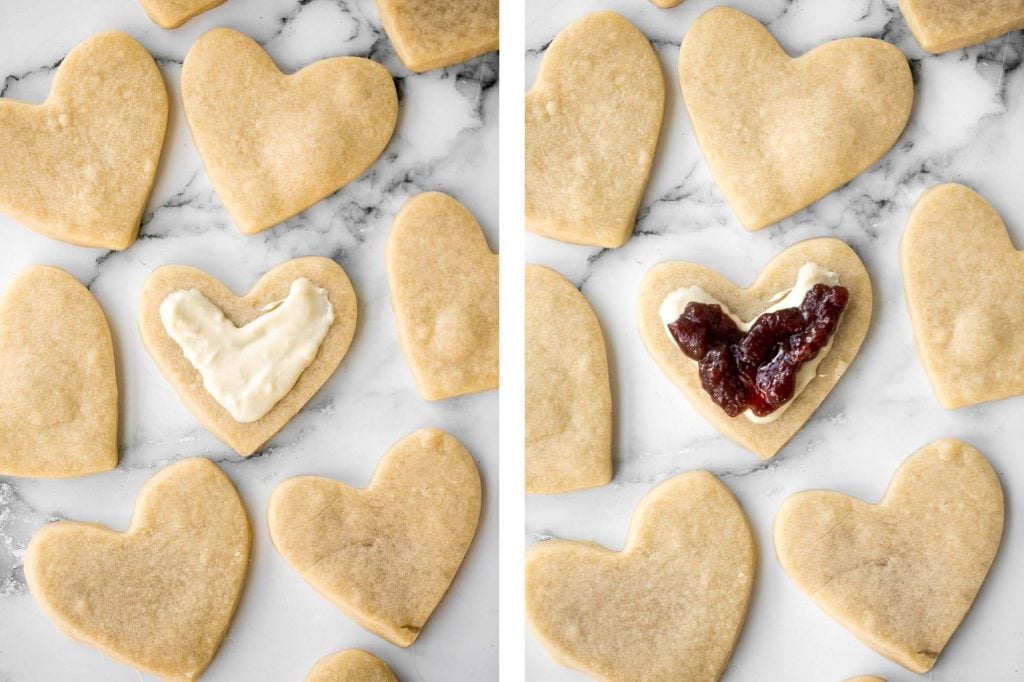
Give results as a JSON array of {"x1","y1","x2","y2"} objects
[
  {"x1": 0, "y1": 0, "x2": 497, "y2": 679},
  {"x1": 525, "y1": 0, "x2": 1023, "y2": 680}
]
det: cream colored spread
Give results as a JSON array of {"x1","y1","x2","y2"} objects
[
  {"x1": 659, "y1": 263, "x2": 841, "y2": 423},
  {"x1": 160, "y1": 277, "x2": 334, "y2": 423}
]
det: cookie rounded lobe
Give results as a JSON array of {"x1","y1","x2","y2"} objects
[
  {"x1": 376, "y1": 0, "x2": 498, "y2": 72},
  {"x1": 306, "y1": 649, "x2": 398, "y2": 682}
]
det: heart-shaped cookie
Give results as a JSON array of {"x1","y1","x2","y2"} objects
[
  {"x1": 0, "y1": 32, "x2": 167, "y2": 250},
  {"x1": 306, "y1": 649, "x2": 397, "y2": 682},
  {"x1": 387, "y1": 192, "x2": 498, "y2": 400},
  {"x1": 268, "y1": 428, "x2": 481, "y2": 647},
  {"x1": 902, "y1": 183, "x2": 1024, "y2": 408},
  {"x1": 526, "y1": 11, "x2": 665, "y2": 248},
  {"x1": 899, "y1": 0, "x2": 1024, "y2": 53},
  {"x1": 774, "y1": 439, "x2": 1003, "y2": 672},
  {"x1": 376, "y1": 0, "x2": 498, "y2": 72},
  {"x1": 25, "y1": 457, "x2": 251, "y2": 680},
  {"x1": 138, "y1": 0, "x2": 226, "y2": 28},
  {"x1": 526, "y1": 471, "x2": 755, "y2": 681},
  {"x1": 678, "y1": 8, "x2": 913, "y2": 230},
  {"x1": 0, "y1": 266, "x2": 117, "y2": 478},
  {"x1": 138, "y1": 257, "x2": 357, "y2": 456},
  {"x1": 181, "y1": 28, "x2": 398, "y2": 235},
  {"x1": 526, "y1": 265, "x2": 612, "y2": 494},
  {"x1": 637, "y1": 238, "x2": 872, "y2": 458}
]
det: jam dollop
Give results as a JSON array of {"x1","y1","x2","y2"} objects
[{"x1": 668, "y1": 284, "x2": 849, "y2": 418}]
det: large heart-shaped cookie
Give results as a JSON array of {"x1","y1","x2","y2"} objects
[
  {"x1": 774, "y1": 439, "x2": 1003, "y2": 672},
  {"x1": 526, "y1": 471, "x2": 755, "y2": 681},
  {"x1": 268, "y1": 428, "x2": 480, "y2": 647},
  {"x1": 0, "y1": 32, "x2": 167, "y2": 250},
  {"x1": 138, "y1": 0, "x2": 226, "y2": 28},
  {"x1": 526, "y1": 265, "x2": 612, "y2": 494},
  {"x1": 388, "y1": 192, "x2": 498, "y2": 400},
  {"x1": 526, "y1": 11, "x2": 665, "y2": 248},
  {"x1": 902, "y1": 183, "x2": 1024, "y2": 408},
  {"x1": 678, "y1": 8, "x2": 913, "y2": 230},
  {"x1": 138, "y1": 257, "x2": 357, "y2": 456},
  {"x1": 637, "y1": 238, "x2": 872, "y2": 459},
  {"x1": 181, "y1": 28, "x2": 397, "y2": 235},
  {"x1": 899, "y1": 0, "x2": 1024, "y2": 53},
  {"x1": 306, "y1": 649, "x2": 397, "y2": 682},
  {"x1": 25, "y1": 457, "x2": 251, "y2": 680},
  {"x1": 0, "y1": 266, "x2": 117, "y2": 478},
  {"x1": 376, "y1": 0, "x2": 498, "y2": 72}
]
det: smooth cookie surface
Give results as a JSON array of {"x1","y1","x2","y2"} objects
[
  {"x1": 306, "y1": 649, "x2": 398, "y2": 682},
  {"x1": 899, "y1": 0, "x2": 1024, "y2": 52},
  {"x1": 376, "y1": 0, "x2": 498, "y2": 72},
  {"x1": 138, "y1": 0, "x2": 226, "y2": 28}
]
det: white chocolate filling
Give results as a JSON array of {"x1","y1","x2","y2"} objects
[
  {"x1": 160, "y1": 278, "x2": 335, "y2": 423},
  {"x1": 659, "y1": 263, "x2": 841, "y2": 424}
]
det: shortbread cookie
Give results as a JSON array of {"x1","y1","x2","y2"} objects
[
  {"x1": 25, "y1": 458, "x2": 251, "y2": 680},
  {"x1": 775, "y1": 439, "x2": 1003, "y2": 673},
  {"x1": 138, "y1": 0, "x2": 226, "y2": 28},
  {"x1": 181, "y1": 28, "x2": 397, "y2": 235},
  {"x1": 899, "y1": 0, "x2": 1024, "y2": 52},
  {"x1": 387, "y1": 192, "x2": 498, "y2": 400},
  {"x1": 0, "y1": 266, "x2": 117, "y2": 478},
  {"x1": 139, "y1": 257, "x2": 357, "y2": 456},
  {"x1": 903, "y1": 183, "x2": 1024, "y2": 408},
  {"x1": 638, "y1": 238, "x2": 871, "y2": 459},
  {"x1": 678, "y1": 8, "x2": 912, "y2": 230},
  {"x1": 527, "y1": 471, "x2": 755, "y2": 681},
  {"x1": 268, "y1": 428, "x2": 480, "y2": 647},
  {"x1": 526, "y1": 12, "x2": 665, "y2": 248},
  {"x1": 306, "y1": 649, "x2": 398, "y2": 682},
  {"x1": 0, "y1": 32, "x2": 167, "y2": 249},
  {"x1": 651, "y1": 0, "x2": 684, "y2": 7},
  {"x1": 844, "y1": 677, "x2": 885, "y2": 682},
  {"x1": 376, "y1": 0, "x2": 498, "y2": 72},
  {"x1": 526, "y1": 265, "x2": 612, "y2": 493}
]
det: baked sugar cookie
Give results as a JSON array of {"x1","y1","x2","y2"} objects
[
  {"x1": 268, "y1": 428, "x2": 480, "y2": 647},
  {"x1": 638, "y1": 238, "x2": 871, "y2": 459},
  {"x1": 844, "y1": 677, "x2": 885, "y2": 682},
  {"x1": 903, "y1": 183, "x2": 1024, "y2": 408},
  {"x1": 138, "y1": 0, "x2": 226, "y2": 28},
  {"x1": 306, "y1": 649, "x2": 398, "y2": 682},
  {"x1": 0, "y1": 32, "x2": 167, "y2": 250},
  {"x1": 678, "y1": 8, "x2": 912, "y2": 230},
  {"x1": 526, "y1": 265, "x2": 612, "y2": 494},
  {"x1": 376, "y1": 0, "x2": 498, "y2": 72},
  {"x1": 0, "y1": 266, "x2": 117, "y2": 478},
  {"x1": 139, "y1": 257, "x2": 357, "y2": 456},
  {"x1": 775, "y1": 439, "x2": 1003, "y2": 673},
  {"x1": 526, "y1": 12, "x2": 665, "y2": 248},
  {"x1": 25, "y1": 458, "x2": 251, "y2": 680},
  {"x1": 387, "y1": 192, "x2": 498, "y2": 400},
  {"x1": 181, "y1": 28, "x2": 397, "y2": 235},
  {"x1": 899, "y1": 0, "x2": 1024, "y2": 52},
  {"x1": 527, "y1": 471, "x2": 755, "y2": 681}
]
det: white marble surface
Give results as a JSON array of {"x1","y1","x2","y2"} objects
[
  {"x1": 0, "y1": 0, "x2": 497, "y2": 679},
  {"x1": 526, "y1": 0, "x2": 1023, "y2": 680}
]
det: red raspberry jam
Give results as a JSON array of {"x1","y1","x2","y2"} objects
[{"x1": 667, "y1": 284, "x2": 849, "y2": 418}]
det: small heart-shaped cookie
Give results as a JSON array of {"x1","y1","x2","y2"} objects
[
  {"x1": 637, "y1": 238, "x2": 872, "y2": 458},
  {"x1": 387, "y1": 192, "x2": 497, "y2": 400},
  {"x1": 526, "y1": 471, "x2": 755, "y2": 681},
  {"x1": 25, "y1": 457, "x2": 251, "y2": 680},
  {"x1": 306, "y1": 649, "x2": 397, "y2": 682},
  {"x1": 899, "y1": 0, "x2": 1024, "y2": 53},
  {"x1": 268, "y1": 428, "x2": 480, "y2": 647},
  {"x1": 774, "y1": 439, "x2": 1003, "y2": 672},
  {"x1": 181, "y1": 28, "x2": 397, "y2": 235},
  {"x1": 526, "y1": 265, "x2": 612, "y2": 494},
  {"x1": 0, "y1": 32, "x2": 167, "y2": 249},
  {"x1": 679, "y1": 8, "x2": 912, "y2": 230},
  {"x1": 0, "y1": 266, "x2": 117, "y2": 478},
  {"x1": 376, "y1": 0, "x2": 498, "y2": 72},
  {"x1": 902, "y1": 183, "x2": 1024, "y2": 408},
  {"x1": 526, "y1": 12, "x2": 665, "y2": 248},
  {"x1": 138, "y1": 257, "x2": 357, "y2": 456},
  {"x1": 138, "y1": 0, "x2": 226, "y2": 28}
]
